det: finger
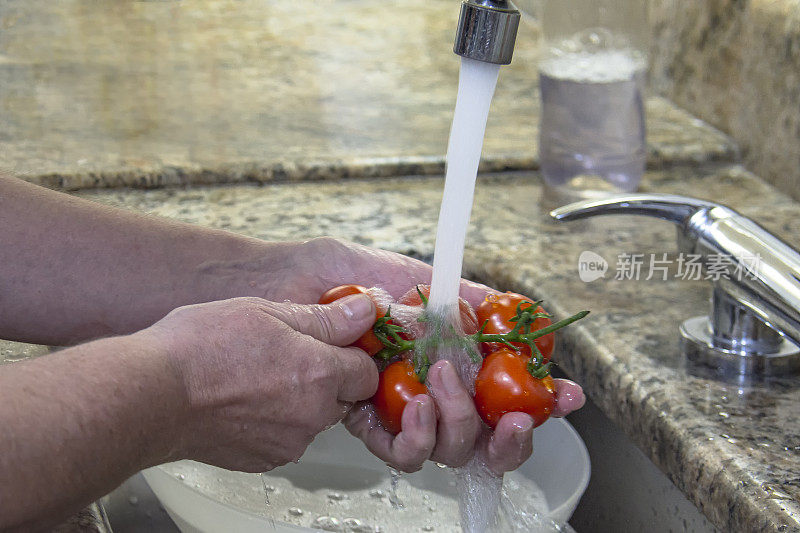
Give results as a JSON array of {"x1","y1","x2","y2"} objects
[
  {"x1": 344, "y1": 402, "x2": 399, "y2": 465},
  {"x1": 263, "y1": 295, "x2": 376, "y2": 346},
  {"x1": 552, "y1": 378, "x2": 586, "y2": 417},
  {"x1": 483, "y1": 412, "x2": 534, "y2": 475},
  {"x1": 426, "y1": 360, "x2": 480, "y2": 467},
  {"x1": 458, "y1": 280, "x2": 495, "y2": 309},
  {"x1": 332, "y1": 346, "x2": 379, "y2": 403},
  {"x1": 345, "y1": 395, "x2": 437, "y2": 472},
  {"x1": 344, "y1": 401, "x2": 395, "y2": 453},
  {"x1": 319, "y1": 399, "x2": 356, "y2": 432}
]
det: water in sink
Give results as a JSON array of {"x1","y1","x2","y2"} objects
[{"x1": 159, "y1": 459, "x2": 550, "y2": 532}]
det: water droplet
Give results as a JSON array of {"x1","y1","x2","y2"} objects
[
  {"x1": 327, "y1": 492, "x2": 348, "y2": 501},
  {"x1": 260, "y1": 473, "x2": 272, "y2": 507},
  {"x1": 761, "y1": 483, "x2": 793, "y2": 500},
  {"x1": 343, "y1": 518, "x2": 364, "y2": 529},
  {"x1": 128, "y1": 496, "x2": 139, "y2": 506},
  {"x1": 727, "y1": 438, "x2": 738, "y2": 444},
  {"x1": 288, "y1": 507, "x2": 303, "y2": 516},
  {"x1": 369, "y1": 490, "x2": 385, "y2": 499},
  {"x1": 428, "y1": 506, "x2": 436, "y2": 512},
  {"x1": 311, "y1": 516, "x2": 342, "y2": 531},
  {"x1": 718, "y1": 412, "x2": 730, "y2": 418},
  {"x1": 422, "y1": 494, "x2": 430, "y2": 501},
  {"x1": 175, "y1": 473, "x2": 185, "y2": 480}
]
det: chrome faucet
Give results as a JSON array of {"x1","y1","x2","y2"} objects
[
  {"x1": 551, "y1": 193, "x2": 800, "y2": 377},
  {"x1": 453, "y1": 0, "x2": 521, "y2": 64}
]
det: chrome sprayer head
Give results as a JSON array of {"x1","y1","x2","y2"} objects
[{"x1": 453, "y1": 0, "x2": 521, "y2": 65}]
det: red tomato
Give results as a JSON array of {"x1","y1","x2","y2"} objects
[
  {"x1": 318, "y1": 284, "x2": 388, "y2": 356},
  {"x1": 473, "y1": 348, "x2": 556, "y2": 429},
  {"x1": 475, "y1": 292, "x2": 554, "y2": 363},
  {"x1": 397, "y1": 284, "x2": 479, "y2": 335},
  {"x1": 372, "y1": 360, "x2": 428, "y2": 434}
]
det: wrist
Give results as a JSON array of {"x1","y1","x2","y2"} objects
[
  {"x1": 122, "y1": 328, "x2": 193, "y2": 466},
  {"x1": 194, "y1": 237, "x2": 302, "y2": 303}
]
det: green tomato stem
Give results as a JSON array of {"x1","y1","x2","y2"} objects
[
  {"x1": 472, "y1": 310, "x2": 589, "y2": 345},
  {"x1": 371, "y1": 297, "x2": 589, "y2": 381}
]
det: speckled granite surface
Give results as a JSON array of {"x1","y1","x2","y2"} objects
[
  {"x1": 649, "y1": 0, "x2": 800, "y2": 201},
  {"x1": 0, "y1": 167, "x2": 766, "y2": 532},
  {"x1": 0, "y1": 0, "x2": 735, "y2": 190}
]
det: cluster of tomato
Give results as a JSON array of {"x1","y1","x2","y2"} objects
[{"x1": 318, "y1": 284, "x2": 558, "y2": 435}]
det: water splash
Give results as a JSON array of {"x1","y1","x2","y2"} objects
[
  {"x1": 260, "y1": 472, "x2": 271, "y2": 506},
  {"x1": 387, "y1": 466, "x2": 405, "y2": 509},
  {"x1": 455, "y1": 454, "x2": 503, "y2": 532}
]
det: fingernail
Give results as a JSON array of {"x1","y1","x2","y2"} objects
[
  {"x1": 513, "y1": 419, "x2": 533, "y2": 445},
  {"x1": 439, "y1": 361, "x2": 463, "y2": 396},
  {"x1": 339, "y1": 294, "x2": 374, "y2": 321}
]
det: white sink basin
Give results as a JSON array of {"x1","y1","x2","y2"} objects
[{"x1": 142, "y1": 418, "x2": 589, "y2": 532}]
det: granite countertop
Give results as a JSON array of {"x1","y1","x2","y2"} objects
[
  {"x1": 57, "y1": 166, "x2": 796, "y2": 533},
  {"x1": 0, "y1": 0, "x2": 735, "y2": 190}
]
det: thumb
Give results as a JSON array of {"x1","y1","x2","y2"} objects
[{"x1": 266, "y1": 294, "x2": 377, "y2": 346}]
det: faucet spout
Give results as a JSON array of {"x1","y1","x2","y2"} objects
[{"x1": 453, "y1": 0, "x2": 521, "y2": 65}]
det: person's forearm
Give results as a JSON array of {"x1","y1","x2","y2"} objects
[
  {"x1": 0, "y1": 175, "x2": 296, "y2": 344},
  {"x1": 0, "y1": 332, "x2": 185, "y2": 531}
]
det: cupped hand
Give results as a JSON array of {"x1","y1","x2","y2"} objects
[
  {"x1": 143, "y1": 294, "x2": 379, "y2": 472},
  {"x1": 269, "y1": 237, "x2": 587, "y2": 473},
  {"x1": 344, "y1": 360, "x2": 585, "y2": 474}
]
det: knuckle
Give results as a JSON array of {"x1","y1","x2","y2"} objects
[
  {"x1": 432, "y1": 447, "x2": 473, "y2": 468},
  {"x1": 446, "y1": 403, "x2": 478, "y2": 428},
  {"x1": 393, "y1": 459, "x2": 424, "y2": 473},
  {"x1": 308, "y1": 304, "x2": 339, "y2": 340},
  {"x1": 308, "y1": 236, "x2": 346, "y2": 252}
]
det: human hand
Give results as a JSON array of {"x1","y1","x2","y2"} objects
[
  {"x1": 344, "y1": 360, "x2": 584, "y2": 474},
  {"x1": 272, "y1": 237, "x2": 490, "y2": 307},
  {"x1": 143, "y1": 294, "x2": 379, "y2": 472},
  {"x1": 266, "y1": 237, "x2": 586, "y2": 473}
]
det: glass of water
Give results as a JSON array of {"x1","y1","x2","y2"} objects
[{"x1": 524, "y1": 0, "x2": 649, "y2": 200}]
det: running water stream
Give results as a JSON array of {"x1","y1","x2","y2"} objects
[
  {"x1": 427, "y1": 57, "x2": 500, "y2": 314},
  {"x1": 425, "y1": 57, "x2": 563, "y2": 533}
]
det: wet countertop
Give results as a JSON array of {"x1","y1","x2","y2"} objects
[{"x1": 57, "y1": 166, "x2": 797, "y2": 533}]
